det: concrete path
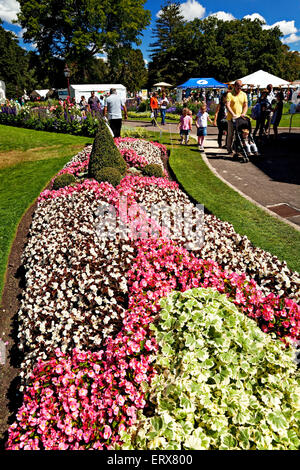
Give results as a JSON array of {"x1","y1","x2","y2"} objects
[{"x1": 124, "y1": 119, "x2": 300, "y2": 229}]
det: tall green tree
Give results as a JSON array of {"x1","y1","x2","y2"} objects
[
  {"x1": 278, "y1": 46, "x2": 300, "y2": 82},
  {"x1": 17, "y1": 0, "x2": 151, "y2": 71},
  {"x1": 148, "y1": 0, "x2": 186, "y2": 86},
  {"x1": 0, "y1": 22, "x2": 37, "y2": 98},
  {"x1": 107, "y1": 47, "x2": 147, "y2": 92}
]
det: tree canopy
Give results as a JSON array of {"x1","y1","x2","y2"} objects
[
  {"x1": 0, "y1": 21, "x2": 37, "y2": 98},
  {"x1": 17, "y1": 0, "x2": 151, "y2": 65},
  {"x1": 148, "y1": 12, "x2": 300, "y2": 87}
]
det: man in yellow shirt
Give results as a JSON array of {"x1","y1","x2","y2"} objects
[{"x1": 226, "y1": 80, "x2": 248, "y2": 154}]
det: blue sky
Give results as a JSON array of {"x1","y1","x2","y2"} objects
[{"x1": 1, "y1": 0, "x2": 300, "y2": 62}]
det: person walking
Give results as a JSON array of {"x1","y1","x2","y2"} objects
[
  {"x1": 226, "y1": 80, "x2": 248, "y2": 154},
  {"x1": 178, "y1": 108, "x2": 193, "y2": 145},
  {"x1": 265, "y1": 84, "x2": 276, "y2": 134},
  {"x1": 150, "y1": 92, "x2": 159, "y2": 126},
  {"x1": 159, "y1": 92, "x2": 169, "y2": 125},
  {"x1": 213, "y1": 92, "x2": 228, "y2": 148},
  {"x1": 253, "y1": 89, "x2": 269, "y2": 139},
  {"x1": 88, "y1": 91, "x2": 100, "y2": 115},
  {"x1": 271, "y1": 91, "x2": 284, "y2": 140},
  {"x1": 195, "y1": 103, "x2": 213, "y2": 151},
  {"x1": 104, "y1": 88, "x2": 128, "y2": 138}
]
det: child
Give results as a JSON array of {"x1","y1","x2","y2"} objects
[
  {"x1": 178, "y1": 108, "x2": 192, "y2": 145},
  {"x1": 186, "y1": 109, "x2": 193, "y2": 144},
  {"x1": 195, "y1": 104, "x2": 213, "y2": 151},
  {"x1": 240, "y1": 128, "x2": 258, "y2": 156}
]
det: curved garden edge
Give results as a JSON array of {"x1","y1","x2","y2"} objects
[{"x1": 0, "y1": 199, "x2": 38, "y2": 446}]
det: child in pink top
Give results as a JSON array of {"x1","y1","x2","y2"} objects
[{"x1": 178, "y1": 108, "x2": 193, "y2": 145}]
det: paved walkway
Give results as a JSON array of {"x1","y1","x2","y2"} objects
[{"x1": 124, "y1": 119, "x2": 300, "y2": 229}]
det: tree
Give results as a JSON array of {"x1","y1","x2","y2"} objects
[
  {"x1": 148, "y1": 0, "x2": 186, "y2": 86},
  {"x1": 0, "y1": 21, "x2": 37, "y2": 98},
  {"x1": 107, "y1": 47, "x2": 148, "y2": 92},
  {"x1": 17, "y1": 0, "x2": 151, "y2": 71},
  {"x1": 278, "y1": 46, "x2": 300, "y2": 82},
  {"x1": 152, "y1": 15, "x2": 296, "y2": 85}
]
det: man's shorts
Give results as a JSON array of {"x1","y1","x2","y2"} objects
[
  {"x1": 180, "y1": 129, "x2": 189, "y2": 136},
  {"x1": 197, "y1": 127, "x2": 207, "y2": 137}
]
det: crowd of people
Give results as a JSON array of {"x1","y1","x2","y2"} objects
[{"x1": 149, "y1": 81, "x2": 287, "y2": 152}]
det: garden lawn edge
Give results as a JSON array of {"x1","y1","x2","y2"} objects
[
  {"x1": 0, "y1": 200, "x2": 38, "y2": 446},
  {"x1": 168, "y1": 143, "x2": 300, "y2": 274}
]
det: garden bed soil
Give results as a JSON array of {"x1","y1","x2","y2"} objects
[{"x1": 0, "y1": 201, "x2": 37, "y2": 448}]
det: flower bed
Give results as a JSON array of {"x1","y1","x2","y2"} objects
[{"x1": 6, "y1": 136, "x2": 300, "y2": 450}]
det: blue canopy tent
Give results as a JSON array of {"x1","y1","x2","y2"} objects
[{"x1": 177, "y1": 78, "x2": 228, "y2": 88}]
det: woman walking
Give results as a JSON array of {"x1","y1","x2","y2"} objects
[
  {"x1": 159, "y1": 92, "x2": 169, "y2": 125},
  {"x1": 150, "y1": 92, "x2": 159, "y2": 127},
  {"x1": 213, "y1": 92, "x2": 228, "y2": 148}
]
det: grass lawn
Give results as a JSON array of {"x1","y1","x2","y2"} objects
[
  {"x1": 168, "y1": 136, "x2": 300, "y2": 273},
  {"x1": 0, "y1": 125, "x2": 93, "y2": 300}
]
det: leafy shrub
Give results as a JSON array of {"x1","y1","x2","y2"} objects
[
  {"x1": 120, "y1": 288, "x2": 300, "y2": 450},
  {"x1": 121, "y1": 126, "x2": 152, "y2": 139},
  {"x1": 93, "y1": 167, "x2": 122, "y2": 187},
  {"x1": 137, "y1": 100, "x2": 149, "y2": 112},
  {"x1": 142, "y1": 163, "x2": 164, "y2": 178},
  {"x1": 52, "y1": 172, "x2": 76, "y2": 190},
  {"x1": 88, "y1": 118, "x2": 126, "y2": 177}
]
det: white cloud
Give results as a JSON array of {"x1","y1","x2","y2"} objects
[
  {"x1": 180, "y1": 0, "x2": 205, "y2": 21},
  {"x1": 282, "y1": 33, "x2": 300, "y2": 44},
  {"x1": 243, "y1": 13, "x2": 266, "y2": 23},
  {"x1": 208, "y1": 11, "x2": 235, "y2": 22},
  {"x1": 156, "y1": 1, "x2": 205, "y2": 21},
  {"x1": 263, "y1": 20, "x2": 297, "y2": 36},
  {"x1": 0, "y1": 0, "x2": 20, "y2": 23}
]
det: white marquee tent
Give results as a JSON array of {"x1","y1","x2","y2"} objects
[{"x1": 232, "y1": 70, "x2": 293, "y2": 89}]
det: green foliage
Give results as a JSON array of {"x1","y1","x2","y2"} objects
[
  {"x1": 142, "y1": 163, "x2": 164, "y2": 178},
  {"x1": 88, "y1": 118, "x2": 126, "y2": 177},
  {"x1": 121, "y1": 126, "x2": 153, "y2": 139},
  {"x1": 0, "y1": 21, "x2": 37, "y2": 98},
  {"x1": 120, "y1": 288, "x2": 300, "y2": 450},
  {"x1": 148, "y1": 15, "x2": 300, "y2": 86},
  {"x1": 107, "y1": 47, "x2": 148, "y2": 93},
  {"x1": 148, "y1": 1, "x2": 186, "y2": 87},
  {"x1": 93, "y1": 166, "x2": 122, "y2": 187},
  {"x1": 52, "y1": 173, "x2": 76, "y2": 190},
  {"x1": 0, "y1": 111, "x2": 99, "y2": 137},
  {"x1": 17, "y1": 0, "x2": 151, "y2": 73}
]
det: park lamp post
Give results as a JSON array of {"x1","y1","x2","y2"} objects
[{"x1": 64, "y1": 64, "x2": 71, "y2": 98}]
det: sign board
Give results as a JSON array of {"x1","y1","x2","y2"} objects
[{"x1": 141, "y1": 89, "x2": 148, "y2": 100}]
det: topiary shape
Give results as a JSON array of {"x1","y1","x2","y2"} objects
[
  {"x1": 93, "y1": 167, "x2": 122, "y2": 187},
  {"x1": 88, "y1": 118, "x2": 126, "y2": 177},
  {"x1": 142, "y1": 163, "x2": 164, "y2": 178},
  {"x1": 52, "y1": 173, "x2": 76, "y2": 190}
]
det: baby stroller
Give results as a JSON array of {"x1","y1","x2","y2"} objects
[{"x1": 232, "y1": 116, "x2": 259, "y2": 163}]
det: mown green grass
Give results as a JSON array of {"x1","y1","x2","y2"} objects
[
  {"x1": 168, "y1": 138, "x2": 300, "y2": 273},
  {"x1": 0, "y1": 126, "x2": 93, "y2": 301},
  {"x1": 0, "y1": 124, "x2": 91, "y2": 152}
]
